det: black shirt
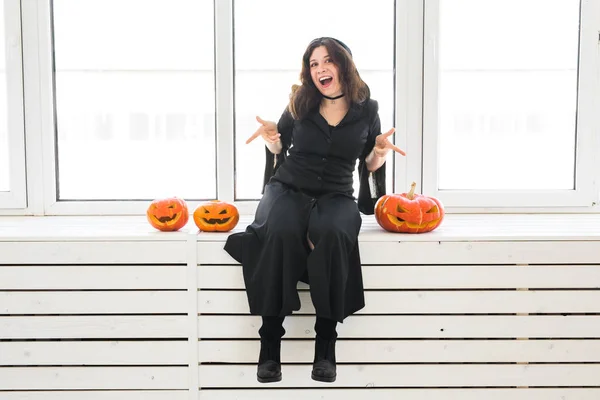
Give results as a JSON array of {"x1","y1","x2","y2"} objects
[{"x1": 263, "y1": 98, "x2": 387, "y2": 215}]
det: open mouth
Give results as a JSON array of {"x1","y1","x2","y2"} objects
[{"x1": 319, "y1": 76, "x2": 333, "y2": 88}]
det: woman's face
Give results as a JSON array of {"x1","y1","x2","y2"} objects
[{"x1": 309, "y1": 45, "x2": 342, "y2": 97}]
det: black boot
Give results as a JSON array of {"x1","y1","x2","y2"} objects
[
  {"x1": 257, "y1": 316, "x2": 285, "y2": 383},
  {"x1": 311, "y1": 317, "x2": 337, "y2": 383},
  {"x1": 257, "y1": 338, "x2": 282, "y2": 383}
]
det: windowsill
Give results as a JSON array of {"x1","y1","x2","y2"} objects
[{"x1": 0, "y1": 214, "x2": 599, "y2": 242}]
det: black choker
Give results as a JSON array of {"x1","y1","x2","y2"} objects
[{"x1": 323, "y1": 93, "x2": 344, "y2": 100}]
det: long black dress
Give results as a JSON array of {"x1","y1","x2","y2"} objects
[{"x1": 224, "y1": 98, "x2": 386, "y2": 323}]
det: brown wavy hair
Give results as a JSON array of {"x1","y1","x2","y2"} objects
[{"x1": 288, "y1": 37, "x2": 370, "y2": 120}]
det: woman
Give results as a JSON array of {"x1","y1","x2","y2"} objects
[{"x1": 224, "y1": 37, "x2": 405, "y2": 383}]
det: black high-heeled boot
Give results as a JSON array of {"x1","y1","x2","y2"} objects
[
  {"x1": 311, "y1": 317, "x2": 337, "y2": 383},
  {"x1": 257, "y1": 316, "x2": 285, "y2": 383}
]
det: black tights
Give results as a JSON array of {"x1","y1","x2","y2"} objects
[{"x1": 259, "y1": 316, "x2": 337, "y2": 340}]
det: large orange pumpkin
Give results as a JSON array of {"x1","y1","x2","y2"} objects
[
  {"x1": 146, "y1": 197, "x2": 189, "y2": 232},
  {"x1": 193, "y1": 200, "x2": 239, "y2": 232},
  {"x1": 375, "y1": 182, "x2": 444, "y2": 233}
]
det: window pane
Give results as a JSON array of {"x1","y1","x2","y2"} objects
[
  {"x1": 234, "y1": 0, "x2": 394, "y2": 200},
  {"x1": 438, "y1": 0, "x2": 580, "y2": 190},
  {"x1": 53, "y1": 0, "x2": 215, "y2": 200},
  {"x1": 0, "y1": 3, "x2": 8, "y2": 192}
]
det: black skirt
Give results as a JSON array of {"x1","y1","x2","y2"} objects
[{"x1": 224, "y1": 180, "x2": 365, "y2": 323}]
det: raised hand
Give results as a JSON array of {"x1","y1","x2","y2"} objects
[
  {"x1": 374, "y1": 128, "x2": 406, "y2": 157},
  {"x1": 246, "y1": 116, "x2": 281, "y2": 144}
]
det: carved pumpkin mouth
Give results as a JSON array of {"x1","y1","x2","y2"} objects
[
  {"x1": 150, "y1": 213, "x2": 181, "y2": 226},
  {"x1": 386, "y1": 204, "x2": 442, "y2": 229},
  {"x1": 156, "y1": 214, "x2": 178, "y2": 223},
  {"x1": 202, "y1": 217, "x2": 231, "y2": 224},
  {"x1": 386, "y1": 214, "x2": 441, "y2": 229}
]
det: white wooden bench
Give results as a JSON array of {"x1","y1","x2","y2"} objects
[{"x1": 1, "y1": 214, "x2": 600, "y2": 399}]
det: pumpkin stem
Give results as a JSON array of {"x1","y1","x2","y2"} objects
[{"x1": 408, "y1": 182, "x2": 417, "y2": 200}]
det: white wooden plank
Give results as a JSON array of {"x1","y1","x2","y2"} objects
[
  {"x1": 0, "y1": 216, "x2": 191, "y2": 241},
  {"x1": 1, "y1": 316, "x2": 187, "y2": 339},
  {"x1": 361, "y1": 241, "x2": 600, "y2": 264},
  {"x1": 3, "y1": 214, "x2": 600, "y2": 242},
  {"x1": 356, "y1": 214, "x2": 600, "y2": 241},
  {"x1": 0, "y1": 341, "x2": 188, "y2": 365},
  {"x1": 2, "y1": 390, "x2": 188, "y2": 400},
  {"x1": 198, "y1": 214, "x2": 600, "y2": 242},
  {"x1": 1, "y1": 291, "x2": 187, "y2": 314},
  {"x1": 197, "y1": 241, "x2": 600, "y2": 265},
  {"x1": 198, "y1": 364, "x2": 600, "y2": 388},
  {"x1": 198, "y1": 339, "x2": 600, "y2": 363},
  {"x1": 197, "y1": 265, "x2": 600, "y2": 289},
  {"x1": 196, "y1": 388, "x2": 600, "y2": 400},
  {"x1": 0, "y1": 392, "x2": 189, "y2": 400},
  {"x1": 0, "y1": 265, "x2": 187, "y2": 289},
  {"x1": 198, "y1": 290, "x2": 600, "y2": 314},
  {"x1": 198, "y1": 315, "x2": 600, "y2": 339},
  {"x1": 198, "y1": 242, "x2": 236, "y2": 264},
  {"x1": 0, "y1": 367, "x2": 188, "y2": 390},
  {"x1": 0, "y1": 241, "x2": 187, "y2": 264}
]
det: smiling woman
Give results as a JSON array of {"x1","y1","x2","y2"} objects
[{"x1": 233, "y1": 0, "x2": 395, "y2": 200}]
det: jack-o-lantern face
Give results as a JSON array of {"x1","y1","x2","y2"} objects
[
  {"x1": 193, "y1": 200, "x2": 239, "y2": 232},
  {"x1": 147, "y1": 197, "x2": 189, "y2": 232},
  {"x1": 375, "y1": 182, "x2": 444, "y2": 233}
]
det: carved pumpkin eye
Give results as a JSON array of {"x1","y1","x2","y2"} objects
[{"x1": 396, "y1": 205, "x2": 409, "y2": 213}]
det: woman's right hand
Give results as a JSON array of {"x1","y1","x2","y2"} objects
[{"x1": 246, "y1": 116, "x2": 281, "y2": 144}]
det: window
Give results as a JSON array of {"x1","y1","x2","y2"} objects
[
  {"x1": 423, "y1": 0, "x2": 598, "y2": 208},
  {"x1": 2, "y1": 0, "x2": 599, "y2": 215},
  {"x1": 51, "y1": 0, "x2": 215, "y2": 201},
  {"x1": 233, "y1": 0, "x2": 395, "y2": 200},
  {"x1": 0, "y1": 0, "x2": 26, "y2": 208}
]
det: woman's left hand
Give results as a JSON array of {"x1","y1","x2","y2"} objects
[{"x1": 374, "y1": 128, "x2": 406, "y2": 157}]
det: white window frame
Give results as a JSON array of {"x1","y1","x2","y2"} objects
[
  {"x1": 0, "y1": 0, "x2": 27, "y2": 209},
  {"x1": 3, "y1": 0, "x2": 599, "y2": 216},
  {"x1": 31, "y1": 0, "x2": 221, "y2": 215},
  {"x1": 422, "y1": 0, "x2": 600, "y2": 210}
]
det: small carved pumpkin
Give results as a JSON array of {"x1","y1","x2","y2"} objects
[
  {"x1": 146, "y1": 197, "x2": 189, "y2": 232},
  {"x1": 193, "y1": 200, "x2": 239, "y2": 232},
  {"x1": 375, "y1": 182, "x2": 444, "y2": 233}
]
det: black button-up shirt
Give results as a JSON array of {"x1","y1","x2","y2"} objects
[
  {"x1": 273, "y1": 99, "x2": 381, "y2": 195},
  {"x1": 263, "y1": 98, "x2": 387, "y2": 215}
]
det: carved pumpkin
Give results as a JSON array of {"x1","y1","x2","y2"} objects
[
  {"x1": 193, "y1": 200, "x2": 239, "y2": 232},
  {"x1": 375, "y1": 182, "x2": 444, "y2": 233},
  {"x1": 146, "y1": 197, "x2": 189, "y2": 232}
]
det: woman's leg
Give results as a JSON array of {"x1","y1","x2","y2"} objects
[
  {"x1": 244, "y1": 183, "x2": 312, "y2": 317},
  {"x1": 307, "y1": 195, "x2": 361, "y2": 382},
  {"x1": 306, "y1": 195, "x2": 362, "y2": 321},
  {"x1": 311, "y1": 316, "x2": 338, "y2": 382},
  {"x1": 256, "y1": 316, "x2": 285, "y2": 383}
]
